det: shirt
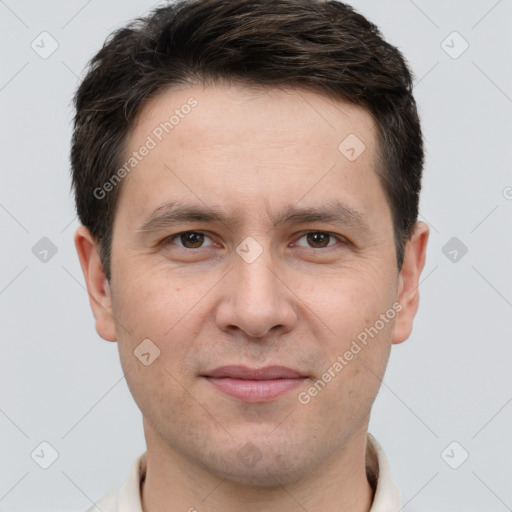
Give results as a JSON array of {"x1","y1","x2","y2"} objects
[{"x1": 86, "y1": 433, "x2": 402, "y2": 512}]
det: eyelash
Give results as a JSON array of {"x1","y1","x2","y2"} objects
[{"x1": 160, "y1": 230, "x2": 347, "y2": 251}]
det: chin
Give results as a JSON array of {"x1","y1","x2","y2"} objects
[
  {"x1": 216, "y1": 464, "x2": 305, "y2": 488},
  {"x1": 201, "y1": 446, "x2": 314, "y2": 488}
]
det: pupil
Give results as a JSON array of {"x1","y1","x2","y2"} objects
[
  {"x1": 182, "y1": 232, "x2": 204, "y2": 248},
  {"x1": 308, "y1": 233, "x2": 329, "y2": 248}
]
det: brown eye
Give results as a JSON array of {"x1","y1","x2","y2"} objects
[
  {"x1": 306, "y1": 232, "x2": 332, "y2": 248},
  {"x1": 293, "y1": 231, "x2": 341, "y2": 249},
  {"x1": 178, "y1": 232, "x2": 205, "y2": 248},
  {"x1": 162, "y1": 231, "x2": 211, "y2": 249}
]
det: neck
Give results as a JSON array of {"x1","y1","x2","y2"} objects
[{"x1": 141, "y1": 425, "x2": 374, "y2": 512}]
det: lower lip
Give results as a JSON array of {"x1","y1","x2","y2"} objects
[{"x1": 204, "y1": 377, "x2": 306, "y2": 402}]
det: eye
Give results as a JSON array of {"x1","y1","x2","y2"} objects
[
  {"x1": 293, "y1": 231, "x2": 345, "y2": 249},
  {"x1": 161, "y1": 230, "x2": 345, "y2": 252},
  {"x1": 163, "y1": 231, "x2": 215, "y2": 249}
]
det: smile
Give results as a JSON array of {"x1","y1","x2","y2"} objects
[{"x1": 202, "y1": 365, "x2": 308, "y2": 402}]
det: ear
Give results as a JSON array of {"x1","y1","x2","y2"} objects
[
  {"x1": 392, "y1": 221, "x2": 429, "y2": 345},
  {"x1": 74, "y1": 225, "x2": 117, "y2": 342}
]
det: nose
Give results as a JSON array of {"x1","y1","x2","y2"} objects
[{"x1": 215, "y1": 244, "x2": 298, "y2": 339}]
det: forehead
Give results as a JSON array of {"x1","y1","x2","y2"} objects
[
  {"x1": 117, "y1": 82, "x2": 386, "y2": 227},
  {"x1": 132, "y1": 82, "x2": 377, "y2": 150}
]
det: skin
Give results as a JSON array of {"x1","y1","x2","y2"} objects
[{"x1": 75, "y1": 82, "x2": 429, "y2": 512}]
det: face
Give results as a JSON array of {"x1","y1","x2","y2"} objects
[{"x1": 76, "y1": 82, "x2": 428, "y2": 486}]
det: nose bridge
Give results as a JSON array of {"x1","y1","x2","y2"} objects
[
  {"x1": 217, "y1": 236, "x2": 296, "y2": 338},
  {"x1": 235, "y1": 236, "x2": 280, "y2": 309}
]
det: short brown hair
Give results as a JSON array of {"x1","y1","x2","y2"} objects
[{"x1": 71, "y1": 0, "x2": 423, "y2": 281}]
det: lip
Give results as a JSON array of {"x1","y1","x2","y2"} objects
[{"x1": 202, "y1": 365, "x2": 308, "y2": 403}]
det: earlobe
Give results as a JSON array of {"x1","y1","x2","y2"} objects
[
  {"x1": 74, "y1": 226, "x2": 117, "y2": 342},
  {"x1": 392, "y1": 222, "x2": 429, "y2": 345}
]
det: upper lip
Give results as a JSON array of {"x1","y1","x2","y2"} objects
[{"x1": 203, "y1": 365, "x2": 306, "y2": 380}]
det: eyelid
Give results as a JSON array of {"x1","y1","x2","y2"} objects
[
  {"x1": 161, "y1": 230, "x2": 347, "y2": 250},
  {"x1": 292, "y1": 231, "x2": 347, "y2": 248},
  {"x1": 161, "y1": 231, "x2": 217, "y2": 249}
]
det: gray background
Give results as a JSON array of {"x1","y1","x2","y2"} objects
[{"x1": 1, "y1": 0, "x2": 511, "y2": 510}]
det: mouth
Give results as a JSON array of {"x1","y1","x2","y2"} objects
[{"x1": 201, "y1": 365, "x2": 309, "y2": 403}]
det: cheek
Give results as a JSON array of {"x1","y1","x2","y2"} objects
[
  {"x1": 307, "y1": 268, "x2": 397, "y2": 334},
  {"x1": 110, "y1": 266, "x2": 212, "y2": 398},
  {"x1": 306, "y1": 269, "x2": 396, "y2": 395},
  {"x1": 111, "y1": 275, "x2": 196, "y2": 422},
  {"x1": 112, "y1": 263, "x2": 202, "y2": 339},
  {"x1": 312, "y1": 321, "x2": 393, "y2": 434}
]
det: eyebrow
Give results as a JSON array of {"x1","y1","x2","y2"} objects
[{"x1": 136, "y1": 199, "x2": 370, "y2": 234}]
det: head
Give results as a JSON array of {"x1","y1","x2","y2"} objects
[{"x1": 72, "y1": 0, "x2": 428, "y2": 488}]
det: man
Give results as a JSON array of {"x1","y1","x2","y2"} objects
[{"x1": 71, "y1": 0, "x2": 429, "y2": 510}]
